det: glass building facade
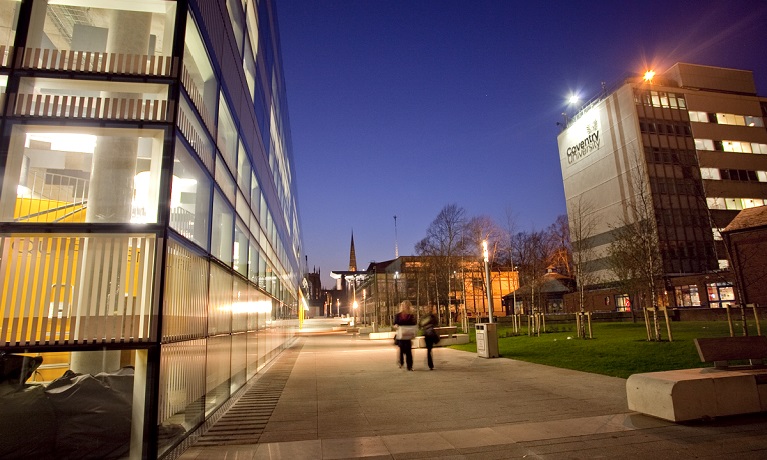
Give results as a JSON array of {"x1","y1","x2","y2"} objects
[{"x1": 0, "y1": 1, "x2": 303, "y2": 458}]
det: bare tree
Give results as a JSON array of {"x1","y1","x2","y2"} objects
[
  {"x1": 567, "y1": 197, "x2": 599, "y2": 338},
  {"x1": 608, "y1": 153, "x2": 665, "y2": 341},
  {"x1": 515, "y1": 229, "x2": 553, "y2": 314},
  {"x1": 548, "y1": 214, "x2": 573, "y2": 277},
  {"x1": 416, "y1": 204, "x2": 467, "y2": 324}
]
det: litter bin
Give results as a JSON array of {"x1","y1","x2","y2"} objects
[{"x1": 475, "y1": 323, "x2": 499, "y2": 358}]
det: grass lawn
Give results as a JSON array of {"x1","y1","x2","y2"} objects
[{"x1": 450, "y1": 319, "x2": 767, "y2": 379}]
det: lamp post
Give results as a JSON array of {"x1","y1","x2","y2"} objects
[
  {"x1": 483, "y1": 240, "x2": 494, "y2": 323},
  {"x1": 363, "y1": 289, "x2": 367, "y2": 326}
]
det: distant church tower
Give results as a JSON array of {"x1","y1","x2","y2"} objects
[{"x1": 348, "y1": 231, "x2": 357, "y2": 272}]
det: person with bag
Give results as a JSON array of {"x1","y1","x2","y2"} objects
[
  {"x1": 420, "y1": 306, "x2": 440, "y2": 370},
  {"x1": 394, "y1": 300, "x2": 417, "y2": 371}
]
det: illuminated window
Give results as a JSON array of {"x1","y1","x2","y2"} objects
[
  {"x1": 716, "y1": 113, "x2": 745, "y2": 126},
  {"x1": 700, "y1": 168, "x2": 720, "y2": 180},
  {"x1": 722, "y1": 140, "x2": 752, "y2": 153},
  {"x1": 706, "y1": 197, "x2": 725, "y2": 210},
  {"x1": 226, "y1": 0, "x2": 245, "y2": 53},
  {"x1": 707, "y1": 282, "x2": 734, "y2": 308},
  {"x1": 751, "y1": 143, "x2": 767, "y2": 154},
  {"x1": 712, "y1": 228, "x2": 722, "y2": 241},
  {"x1": 675, "y1": 285, "x2": 701, "y2": 307},
  {"x1": 694, "y1": 138, "x2": 714, "y2": 151},
  {"x1": 1, "y1": 125, "x2": 164, "y2": 224},
  {"x1": 171, "y1": 143, "x2": 211, "y2": 249},
  {"x1": 183, "y1": 13, "x2": 218, "y2": 129},
  {"x1": 615, "y1": 294, "x2": 632, "y2": 312},
  {"x1": 211, "y1": 190, "x2": 234, "y2": 265},
  {"x1": 689, "y1": 111, "x2": 708, "y2": 122}
]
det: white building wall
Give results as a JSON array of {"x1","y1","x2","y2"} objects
[{"x1": 557, "y1": 83, "x2": 646, "y2": 282}]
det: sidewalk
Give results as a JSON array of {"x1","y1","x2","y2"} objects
[{"x1": 179, "y1": 318, "x2": 767, "y2": 459}]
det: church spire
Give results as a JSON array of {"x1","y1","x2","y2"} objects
[{"x1": 349, "y1": 231, "x2": 357, "y2": 272}]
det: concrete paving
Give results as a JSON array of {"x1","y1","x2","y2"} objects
[{"x1": 179, "y1": 318, "x2": 767, "y2": 459}]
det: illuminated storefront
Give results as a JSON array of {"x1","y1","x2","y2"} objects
[{"x1": 0, "y1": 1, "x2": 302, "y2": 458}]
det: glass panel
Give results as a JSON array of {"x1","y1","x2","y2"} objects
[
  {"x1": 15, "y1": 77, "x2": 169, "y2": 122},
  {"x1": 248, "y1": 240, "x2": 259, "y2": 284},
  {"x1": 211, "y1": 191, "x2": 233, "y2": 265},
  {"x1": 1, "y1": 124, "x2": 164, "y2": 224},
  {"x1": 158, "y1": 339, "x2": 205, "y2": 456},
  {"x1": 209, "y1": 263, "x2": 232, "y2": 335},
  {"x1": 163, "y1": 240, "x2": 208, "y2": 341},
  {"x1": 245, "y1": 0, "x2": 259, "y2": 59},
  {"x1": 237, "y1": 142, "x2": 251, "y2": 195},
  {"x1": 225, "y1": 0, "x2": 245, "y2": 53},
  {"x1": 6, "y1": 348, "x2": 147, "y2": 458},
  {"x1": 719, "y1": 286, "x2": 735, "y2": 300},
  {"x1": 0, "y1": 234, "x2": 156, "y2": 346},
  {"x1": 217, "y1": 94, "x2": 238, "y2": 173},
  {"x1": 177, "y1": 97, "x2": 214, "y2": 172},
  {"x1": 171, "y1": 144, "x2": 211, "y2": 249},
  {"x1": 236, "y1": 190, "x2": 250, "y2": 223},
  {"x1": 24, "y1": 1, "x2": 176, "y2": 75},
  {"x1": 232, "y1": 277, "x2": 248, "y2": 333},
  {"x1": 700, "y1": 168, "x2": 719, "y2": 180},
  {"x1": 250, "y1": 171, "x2": 261, "y2": 218},
  {"x1": 230, "y1": 332, "x2": 247, "y2": 393},
  {"x1": 233, "y1": 219, "x2": 249, "y2": 277},
  {"x1": 182, "y1": 13, "x2": 217, "y2": 130},
  {"x1": 243, "y1": 37, "x2": 256, "y2": 99},
  {"x1": 246, "y1": 329, "x2": 258, "y2": 379},
  {"x1": 205, "y1": 335, "x2": 231, "y2": 416},
  {"x1": 0, "y1": 1, "x2": 20, "y2": 64},
  {"x1": 215, "y1": 154, "x2": 236, "y2": 205}
]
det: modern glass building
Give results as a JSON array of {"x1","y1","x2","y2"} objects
[
  {"x1": 557, "y1": 63, "x2": 767, "y2": 309},
  {"x1": 0, "y1": 1, "x2": 303, "y2": 458}
]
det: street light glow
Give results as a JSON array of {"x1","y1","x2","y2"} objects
[
  {"x1": 482, "y1": 240, "x2": 489, "y2": 263},
  {"x1": 568, "y1": 94, "x2": 579, "y2": 105},
  {"x1": 643, "y1": 70, "x2": 655, "y2": 82}
]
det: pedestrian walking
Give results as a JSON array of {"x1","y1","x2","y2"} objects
[
  {"x1": 420, "y1": 306, "x2": 439, "y2": 370},
  {"x1": 394, "y1": 300, "x2": 417, "y2": 371}
]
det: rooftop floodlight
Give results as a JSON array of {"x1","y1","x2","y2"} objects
[
  {"x1": 568, "y1": 94, "x2": 580, "y2": 105},
  {"x1": 643, "y1": 70, "x2": 655, "y2": 82}
]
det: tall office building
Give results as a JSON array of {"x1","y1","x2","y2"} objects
[
  {"x1": 558, "y1": 63, "x2": 767, "y2": 310},
  {"x1": 0, "y1": 1, "x2": 302, "y2": 458}
]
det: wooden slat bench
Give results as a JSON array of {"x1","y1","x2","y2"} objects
[
  {"x1": 627, "y1": 335, "x2": 767, "y2": 422},
  {"x1": 694, "y1": 336, "x2": 767, "y2": 369}
]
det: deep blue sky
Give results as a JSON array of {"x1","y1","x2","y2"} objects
[{"x1": 276, "y1": 1, "x2": 767, "y2": 288}]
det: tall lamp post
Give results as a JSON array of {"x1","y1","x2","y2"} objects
[{"x1": 483, "y1": 240, "x2": 494, "y2": 323}]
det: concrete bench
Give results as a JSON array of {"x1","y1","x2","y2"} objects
[
  {"x1": 434, "y1": 326, "x2": 458, "y2": 338},
  {"x1": 627, "y1": 336, "x2": 767, "y2": 422}
]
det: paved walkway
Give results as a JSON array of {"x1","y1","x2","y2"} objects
[{"x1": 179, "y1": 318, "x2": 767, "y2": 459}]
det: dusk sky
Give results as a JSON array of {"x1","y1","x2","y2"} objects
[{"x1": 276, "y1": 1, "x2": 767, "y2": 288}]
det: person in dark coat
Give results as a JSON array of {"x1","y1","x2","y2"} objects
[
  {"x1": 420, "y1": 306, "x2": 439, "y2": 370},
  {"x1": 394, "y1": 300, "x2": 417, "y2": 371}
]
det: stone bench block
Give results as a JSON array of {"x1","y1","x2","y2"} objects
[
  {"x1": 627, "y1": 368, "x2": 766, "y2": 422},
  {"x1": 413, "y1": 334, "x2": 470, "y2": 348}
]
